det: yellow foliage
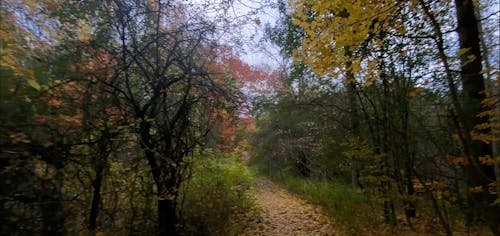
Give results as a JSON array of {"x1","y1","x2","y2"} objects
[
  {"x1": 57, "y1": 114, "x2": 83, "y2": 128},
  {"x1": 431, "y1": 181, "x2": 447, "y2": 191},
  {"x1": 478, "y1": 155, "x2": 496, "y2": 166},
  {"x1": 465, "y1": 54, "x2": 477, "y2": 64},
  {"x1": 488, "y1": 182, "x2": 497, "y2": 195},
  {"x1": 474, "y1": 122, "x2": 491, "y2": 130},
  {"x1": 9, "y1": 132, "x2": 31, "y2": 144},
  {"x1": 468, "y1": 185, "x2": 484, "y2": 193},
  {"x1": 471, "y1": 131, "x2": 495, "y2": 144},
  {"x1": 481, "y1": 96, "x2": 499, "y2": 106},
  {"x1": 33, "y1": 159, "x2": 56, "y2": 180},
  {"x1": 27, "y1": 78, "x2": 41, "y2": 90},
  {"x1": 478, "y1": 109, "x2": 496, "y2": 118},
  {"x1": 448, "y1": 155, "x2": 469, "y2": 165},
  {"x1": 412, "y1": 179, "x2": 424, "y2": 192},
  {"x1": 1, "y1": 0, "x2": 63, "y2": 91},
  {"x1": 291, "y1": 0, "x2": 403, "y2": 81},
  {"x1": 77, "y1": 19, "x2": 92, "y2": 43},
  {"x1": 456, "y1": 47, "x2": 470, "y2": 56},
  {"x1": 409, "y1": 87, "x2": 425, "y2": 98}
]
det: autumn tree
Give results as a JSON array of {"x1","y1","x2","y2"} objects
[
  {"x1": 0, "y1": 1, "x2": 81, "y2": 234},
  {"x1": 453, "y1": 0, "x2": 498, "y2": 233},
  {"x1": 78, "y1": 1, "x2": 239, "y2": 234},
  {"x1": 289, "y1": 0, "x2": 498, "y2": 233}
]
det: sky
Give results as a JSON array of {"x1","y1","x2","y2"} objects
[
  {"x1": 188, "y1": 0, "x2": 283, "y2": 69},
  {"x1": 232, "y1": 0, "x2": 282, "y2": 68},
  {"x1": 188, "y1": 0, "x2": 499, "y2": 72}
]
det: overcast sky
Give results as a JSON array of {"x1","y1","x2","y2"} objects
[{"x1": 188, "y1": 0, "x2": 282, "y2": 69}]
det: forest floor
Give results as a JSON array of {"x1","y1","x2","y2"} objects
[
  {"x1": 241, "y1": 176, "x2": 337, "y2": 236},
  {"x1": 237, "y1": 153, "x2": 491, "y2": 236}
]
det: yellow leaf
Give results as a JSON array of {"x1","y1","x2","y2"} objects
[
  {"x1": 474, "y1": 122, "x2": 491, "y2": 130},
  {"x1": 467, "y1": 54, "x2": 476, "y2": 62},
  {"x1": 448, "y1": 155, "x2": 469, "y2": 165},
  {"x1": 27, "y1": 79, "x2": 41, "y2": 90},
  {"x1": 409, "y1": 87, "x2": 425, "y2": 98},
  {"x1": 469, "y1": 185, "x2": 484, "y2": 193},
  {"x1": 471, "y1": 131, "x2": 493, "y2": 144},
  {"x1": 479, "y1": 155, "x2": 496, "y2": 166},
  {"x1": 434, "y1": 181, "x2": 447, "y2": 190},
  {"x1": 9, "y1": 132, "x2": 30, "y2": 144},
  {"x1": 456, "y1": 47, "x2": 470, "y2": 56}
]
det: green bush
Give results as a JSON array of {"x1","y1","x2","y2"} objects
[{"x1": 179, "y1": 150, "x2": 256, "y2": 235}]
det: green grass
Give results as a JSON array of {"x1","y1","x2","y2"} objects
[
  {"x1": 277, "y1": 175, "x2": 377, "y2": 228},
  {"x1": 250, "y1": 163, "x2": 379, "y2": 233}
]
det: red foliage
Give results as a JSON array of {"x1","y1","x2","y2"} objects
[
  {"x1": 213, "y1": 110, "x2": 236, "y2": 150},
  {"x1": 204, "y1": 45, "x2": 283, "y2": 98},
  {"x1": 33, "y1": 114, "x2": 48, "y2": 124},
  {"x1": 239, "y1": 117, "x2": 253, "y2": 127},
  {"x1": 47, "y1": 98, "x2": 64, "y2": 107},
  {"x1": 105, "y1": 106, "x2": 124, "y2": 121},
  {"x1": 204, "y1": 45, "x2": 283, "y2": 120}
]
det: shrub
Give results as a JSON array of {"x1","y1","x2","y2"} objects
[{"x1": 179, "y1": 150, "x2": 256, "y2": 235}]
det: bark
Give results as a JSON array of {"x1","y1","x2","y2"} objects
[
  {"x1": 140, "y1": 120, "x2": 180, "y2": 236},
  {"x1": 475, "y1": 0, "x2": 500, "y2": 219},
  {"x1": 88, "y1": 160, "x2": 105, "y2": 232},
  {"x1": 405, "y1": 174, "x2": 416, "y2": 218},
  {"x1": 454, "y1": 0, "x2": 499, "y2": 234},
  {"x1": 297, "y1": 151, "x2": 310, "y2": 178},
  {"x1": 430, "y1": 191, "x2": 453, "y2": 236},
  {"x1": 381, "y1": 73, "x2": 396, "y2": 225},
  {"x1": 344, "y1": 47, "x2": 361, "y2": 188},
  {"x1": 402, "y1": 100, "x2": 416, "y2": 219},
  {"x1": 158, "y1": 198, "x2": 177, "y2": 236},
  {"x1": 88, "y1": 134, "x2": 110, "y2": 232},
  {"x1": 40, "y1": 171, "x2": 65, "y2": 236}
]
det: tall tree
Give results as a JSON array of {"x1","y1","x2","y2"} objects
[
  {"x1": 89, "y1": 1, "x2": 236, "y2": 234},
  {"x1": 454, "y1": 0, "x2": 498, "y2": 233}
]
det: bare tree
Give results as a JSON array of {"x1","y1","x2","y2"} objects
[{"x1": 93, "y1": 1, "x2": 236, "y2": 234}]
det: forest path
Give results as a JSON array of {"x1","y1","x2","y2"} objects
[{"x1": 241, "y1": 176, "x2": 336, "y2": 236}]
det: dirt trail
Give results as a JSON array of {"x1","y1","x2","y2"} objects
[{"x1": 242, "y1": 177, "x2": 336, "y2": 236}]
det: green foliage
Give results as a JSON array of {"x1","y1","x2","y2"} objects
[
  {"x1": 264, "y1": 172, "x2": 378, "y2": 232},
  {"x1": 251, "y1": 94, "x2": 328, "y2": 178},
  {"x1": 180, "y1": 150, "x2": 256, "y2": 235}
]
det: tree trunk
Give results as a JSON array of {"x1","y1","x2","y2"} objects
[
  {"x1": 297, "y1": 151, "x2": 310, "y2": 177},
  {"x1": 474, "y1": 0, "x2": 500, "y2": 221},
  {"x1": 88, "y1": 135, "x2": 110, "y2": 232},
  {"x1": 140, "y1": 121, "x2": 180, "y2": 235},
  {"x1": 430, "y1": 191, "x2": 453, "y2": 236},
  {"x1": 88, "y1": 160, "x2": 104, "y2": 232},
  {"x1": 40, "y1": 171, "x2": 65, "y2": 236},
  {"x1": 344, "y1": 46, "x2": 361, "y2": 188},
  {"x1": 454, "y1": 0, "x2": 499, "y2": 234},
  {"x1": 158, "y1": 198, "x2": 177, "y2": 236}
]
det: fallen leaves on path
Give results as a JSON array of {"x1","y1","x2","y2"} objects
[{"x1": 242, "y1": 177, "x2": 336, "y2": 236}]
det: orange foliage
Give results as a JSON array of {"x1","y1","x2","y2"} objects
[
  {"x1": 212, "y1": 110, "x2": 237, "y2": 150},
  {"x1": 47, "y1": 98, "x2": 64, "y2": 107},
  {"x1": 205, "y1": 45, "x2": 283, "y2": 98}
]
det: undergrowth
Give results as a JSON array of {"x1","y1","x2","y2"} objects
[
  {"x1": 253, "y1": 167, "x2": 378, "y2": 234},
  {"x1": 179, "y1": 150, "x2": 257, "y2": 236},
  {"x1": 251, "y1": 162, "x2": 492, "y2": 235}
]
